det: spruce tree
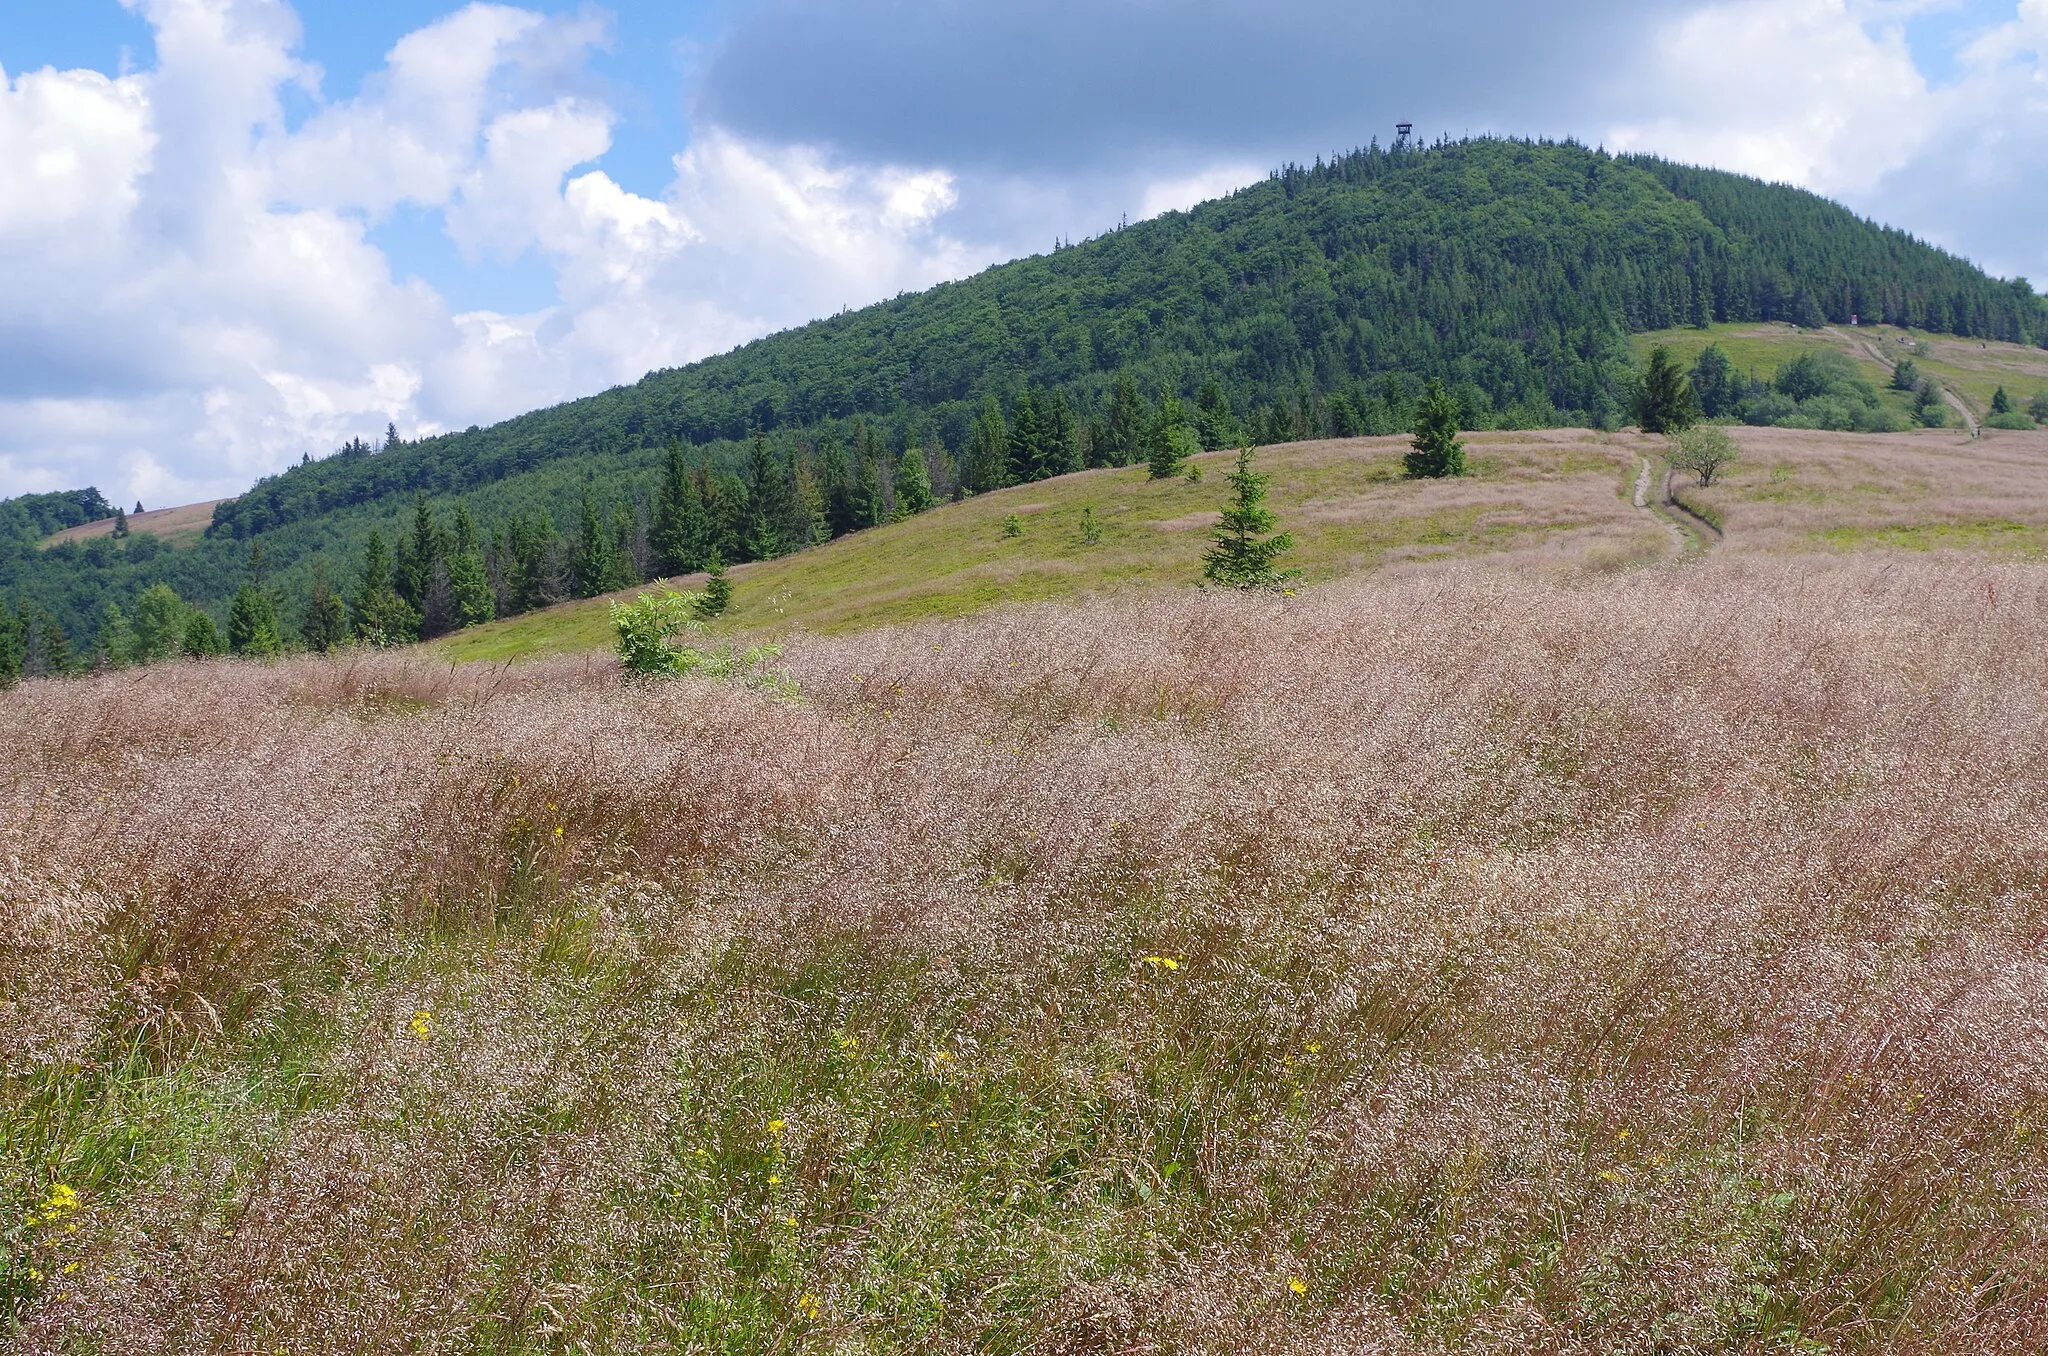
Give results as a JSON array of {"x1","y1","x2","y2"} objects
[
  {"x1": 964, "y1": 398, "x2": 1010, "y2": 493},
  {"x1": 652, "y1": 439, "x2": 694, "y2": 574},
  {"x1": 182, "y1": 611, "x2": 222, "y2": 657},
  {"x1": 395, "y1": 494, "x2": 442, "y2": 614},
  {"x1": 446, "y1": 505, "x2": 495, "y2": 628},
  {"x1": 851, "y1": 431, "x2": 886, "y2": 529},
  {"x1": 111, "y1": 507, "x2": 129, "y2": 538},
  {"x1": 787, "y1": 456, "x2": 827, "y2": 548},
  {"x1": 696, "y1": 554, "x2": 732, "y2": 619},
  {"x1": 1993, "y1": 386, "x2": 2013, "y2": 416},
  {"x1": 1634, "y1": 345, "x2": 1701, "y2": 434},
  {"x1": 28, "y1": 613, "x2": 70, "y2": 677},
  {"x1": 301, "y1": 560, "x2": 349, "y2": 652},
  {"x1": 1689, "y1": 343, "x2": 1740, "y2": 417},
  {"x1": 1197, "y1": 377, "x2": 1239, "y2": 449},
  {"x1": 1146, "y1": 395, "x2": 1192, "y2": 480},
  {"x1": 227, "y1": 584, "x2": 283, "y2": 658},
  {"x1": 96, "y1": 602, "x2": 136, "y2": 668},
  {"x1": 0, "y1": 600, "x2": 23, "y2": 689},
  {"x1": 572, "y1": 489, "x2": 623, "y2": 597},
  {"x1": 894, "y1": 445, "x2": 936, "y2": 518},
  {"x1": 1008, "y1": 386, "x2": 1044, "y2": 484},
  {"x1": 1406, "y1": 378, "x2": 1467, "y2": 478},
  {"x1": 1104, "y1": 372, "x2": 1147, "y2": 468},
  {"x1": 350, "y1": 530, "x2": 420, "y2": 644},
  {"x1": 1040, "y1": 389, "x2": 1081, "y2": 477},
  {"x1": 131, "y1": 583, "x2": 190, "y2": 663},
  {"x1": 1203, "y1": 445, "x2": 1296, "y2": 589},
  {"x1": 739, "y1": 434, "x2": 790, "y2": 560},
  {"x1": 819, "y1": 436, "x2": 857, "y2": 536}
]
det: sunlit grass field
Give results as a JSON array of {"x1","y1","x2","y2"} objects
[{"x1": 435, "y1": 432, "x2": 1660, "y2": 664}]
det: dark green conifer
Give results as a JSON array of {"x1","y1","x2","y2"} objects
[
  {"x1": 894, "y1": 445, "x2": 935, "y2": 519},
  {"x1": 182, "y1": 611, "x2": 222, "y2": 657},
  {"x1": 1202, "y1": 445, "x2": 1296, "y2": 590},
  {"x1": 300, "y1": 560, "x2": 349, "y2": 652},
  {"x1": 1634, "y1": 345, "x2": 1701, "y2": 434},
  {"x1": 743, "y1": 433, "x2": 794, "y2": 559},
  {"x1": 1147, "y1": 395, "x2": 1192, "y2": 480},
  {"x1": 1103, "y1": 372, "x2": 1147, "y2": 468},
  {"x1": 227, "y1": 585, "x2": 282, "y2": 658},
  {"x1": 572, "y1": 489, "x2": 623, "y2": 597},
  {"x1": 1039, "y1": 389, "x2": 1081, "y2": 477},
  {"x1": 1993, "y1": 386, "x2": 2013, "y2": 416},
  {"x1": 696, "y1": 554, "x2": 732, "y2": 620},
  {"x1": 851, "y1": 425, "x2": 887, "y2": 528},
  {"x1": 446, "y1": 505, "x2": 495, "y2": 628},
  {"x1": 0, "y1": 600, "x2": 23, "y2": 688},
  {"x1": 131, "y1": 583, "x2": 189, "y2": 663},
  {"x1": 1008, "y1": 387, "x2": 1044, "y2": 484},
  {"x1": 964, "y1": 398, "x2": 1010, "y2": 493},
  {"x1": 350, "y1": 530, "x2": 420, "y2": 644},
  {"x1": 1406, "y1": 378, "x2": 1467, "y2": 478}
]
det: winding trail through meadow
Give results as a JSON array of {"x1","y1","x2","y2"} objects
[{"x1": 1634, "y1": 454, "x2": 1718, "y2": 553}]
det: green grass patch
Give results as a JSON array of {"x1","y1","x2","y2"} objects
[
  {"x1": 435, "y1": 438, "x2": 1630, "y2": 663},
  {"x1": 1816, "y1": 519, "x2": 2048, "y2": 556}
]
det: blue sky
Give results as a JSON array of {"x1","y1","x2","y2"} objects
[{"x1": 2, "y1": 0, "x2": 2045, "y2": 503}]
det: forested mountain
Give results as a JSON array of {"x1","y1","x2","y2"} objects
[{"x1": 4, "y1": 136, "x2": 2041, "y2": 666}]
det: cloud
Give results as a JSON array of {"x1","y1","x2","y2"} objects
[
  {"x1": 1607, "y1": 0, "x2": 1932, "y2": 194},
  {"x1": 4, "y1": 0, "x2": 2046, "y2": 505},
  {"x1": 693, "y1": 0, "x2": 1690, "y2": 177},
  {"x1": 1603, "y1": 0, "x2": 2048, "y2": 282},
  {"x1": 0, "y1": 0, "x2": 987, "y2": 503}
]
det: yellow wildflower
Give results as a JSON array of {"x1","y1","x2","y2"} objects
[
  {"x1": 1303, "y1": 1041, "x2": 1322, "y2": 1055},
  {"x1": 1598, "y1": 1169, "x2": 1622, "y2": 1183},
  {"x1": 409, "y1": 1010, "x2": 434, "y2": 1041},
  {"x1": 767, "y1": 1174, "x2": 782, "y2": 1185},
  {"x1": 61, "y1": 1262, "x2": 78, "y2": 1275},
  {"x1": 1615, "y1": 1129, "x2": 1630, "y2": 1141},
  {"x1": 41, "y1": 1183, "x2": 80, "y2": 1218},
  {"x1": 783, "y1": 1215, "x2": 799, "y2": 1228},
  {"x1": 799, "y1": 1292, "x2": 822, "y2": 1320},
  {"x1": 1288, "y1": 1276, "x2": 1308, "y2": 1295},
  {"x1": 553, "y1": 825, "x2": 564, "y2": 839},
  {"x1": 1140, "y1": 956, "x2": 1180, "y2": 972},
  {"x1": 768, "y1": 1119, "x2": 787, "y2": 1135}
]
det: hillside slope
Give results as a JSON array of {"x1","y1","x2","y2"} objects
[{"x1": 5, "y1": 137, "x2": 2043, "y2": 654}]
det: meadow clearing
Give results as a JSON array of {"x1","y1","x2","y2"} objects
[{"x1": 8, "y1": 535, "x2": 2048, "y2": 1350}]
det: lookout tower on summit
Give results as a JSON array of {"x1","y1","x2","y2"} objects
[{"x1": 1395, "y1": 122, "x2": 1414, "y2": 151}]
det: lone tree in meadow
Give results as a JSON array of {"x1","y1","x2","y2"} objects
[
  {"x1": 1405, "y1": 378, "x2": 1466, "y2": 478},
  {"x1": 1202, "y1": 445, "x2": 1296, "y2": 590},
  {"x1": 1634, "y1": 345, "x2": 1701, "y2": 434},
  {"x1": 1992, "y1": 386, "x2": 2013, "y2": 416},
  {"x1": 1671, "y1": 425, "x2": 1739, "y2": 487},
  {"x1": 695, "y1": 554, "x2": 732, "y2": 620}
]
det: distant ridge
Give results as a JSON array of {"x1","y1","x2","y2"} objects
[{"x1": 5, "y1": 136, "x2": 2042, "y2": 646}]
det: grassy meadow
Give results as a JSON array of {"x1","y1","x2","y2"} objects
[
  {"x1": 435, "y1": 432, "x2": 1665, "y2": 664},
  {"x1": 15, "y1": 424, "x2": 2048, "y2": 1350}
]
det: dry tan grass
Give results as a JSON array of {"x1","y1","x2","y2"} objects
[
  {"x1": 41, "y1": 499, "x2": 225, "y2": 549},
  {"x1": 7, "y1": 554, "x2": 2048, "y2": 1351},
  {"x1": 1674, "y1": 424, "x2": 2048, "y2": 553}
]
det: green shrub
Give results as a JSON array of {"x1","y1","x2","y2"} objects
[
  {"x1": 610, "y1": 587, "x2": 705, "y2": 676},
  {"x1": 1985, "y1": 412, "x2": 2036, "y2": 431}
]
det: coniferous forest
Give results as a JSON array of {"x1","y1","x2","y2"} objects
[{"x1": 3, "y1": 136, "x2": 2043, "y2": 671}]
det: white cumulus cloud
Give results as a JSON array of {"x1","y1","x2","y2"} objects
[{"x1": 0, "y1": 0, "x2": 987, "y2": 504}]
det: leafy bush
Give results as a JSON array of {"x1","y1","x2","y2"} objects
[
  {"x1": 610, "y1": 586, "x2": 798, "y2": 695},
  {"x1": 1985, "y1": 412, "x2": 2037, "y2": 431},
  {"x1": 609, "y1": 588, "x2": 705, "y2": 676}
]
